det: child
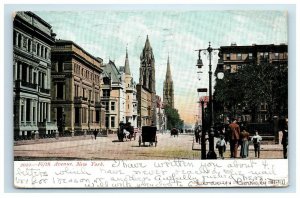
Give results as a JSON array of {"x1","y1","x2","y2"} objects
[
  {"x1": 216, "y1": 135, "x2": 226, "y2": 159},
  {"x1": 251, "y1": 130, "x2": 262, "y2": 158}
]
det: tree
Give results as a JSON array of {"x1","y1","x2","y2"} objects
[
  {"x1": 164, "y1": 106, "x2": 184, "y2": 129},
  {"x1": 214, "y1": 72, "x2": 245, "y2": 121},
  {"x1": 214, "y1": 62, "x2": 288, "y2": 123}
]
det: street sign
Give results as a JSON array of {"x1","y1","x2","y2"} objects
[{"x1": 197, "y1": 88, "x2": 207, "y2": 92}]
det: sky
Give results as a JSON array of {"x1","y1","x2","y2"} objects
[{"x1": 34, "y1": 10, "x2": 287, "y2": 126}]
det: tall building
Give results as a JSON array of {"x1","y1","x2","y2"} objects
[
  {"x1": 163, "y1": 55, "x2": 174, "y2": 108},
  {"x1": 51, "y1": 40, "x2": 105, "y2": 136},
  {"x1": 216, "y1": 43, "x2": 288, "y2": 74},
  {"x1": 102, "y1": 60, "x2": 126, "y2": 132},
  {"x1": 13, "y1": 11, "x2": 58, "y2": 140},
  {"x1": 120, "y1": 49, "x2": 138, "y2": 127},
  {"x1": 137, "y1": 35, "x2": 157, "y2": 127},
  {"x1": 216, "y1": 43, "x2": 288, "y2": 123}
]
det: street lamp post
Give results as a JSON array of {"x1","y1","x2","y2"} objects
[
  {"x1": 200, "y1": 99, "x2": 206, "y2": 159},
  {"x1": 196, "y1": 42, "x2": 218, "y2": 159}
]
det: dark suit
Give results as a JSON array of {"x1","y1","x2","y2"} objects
[{"x1": 229, "y1": 122, "x2": 240, "y2": 158}]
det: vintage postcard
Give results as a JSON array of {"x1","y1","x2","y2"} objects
[{"x1": 13, "y1": 9, "x2": 288, "y2": 188}]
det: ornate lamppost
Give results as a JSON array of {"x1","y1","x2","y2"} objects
[{"x1": 195, "y1": 42, "x2": 219, "y2": 159}]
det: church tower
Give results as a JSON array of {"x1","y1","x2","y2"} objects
[
  {"x1": 139, "y1": 35, "x2": 155, "y2": 93},
  {"x1": 163, "y1": 55, "x2": 174, "y2": 108},
  {"x1": 137, "y1": 35, "x2": 157, "y2": 127}
]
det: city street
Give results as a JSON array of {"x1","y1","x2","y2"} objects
[{"x1": 14, "y1": 132, "x2": 284, "y2": 161}]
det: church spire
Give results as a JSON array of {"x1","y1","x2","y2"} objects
[
  {"x1": 166, "y1": 55, "x2": 172, "y2": 81},
  {"x1": 144, "y1": 35, "x2": 151, "y2": 50},
  {"x1": 163, "y1": 55, "x2": 174, "y2": 108},
  {"x1": 124, "y1": 46, "x2": 131, "y2": 75}
]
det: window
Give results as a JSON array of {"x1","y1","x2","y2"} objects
[
  {"x1": 102, "y1": 101, "x2": 109, "y2": 111},
  {"x1": 89, "y1": 90, "x2": 92, "y2": 100},
  {"x1": 26, "y1": 99, "x2": 31, "y2": 121},
  {"x1": 13, "y1": 31, "x2": 16, "y2": 45},
  {"x1": 103, "y1": 89, "x2": 110, "y2": 97},
  {"x1": 226, "y1": 53, "x2": 230, "y2": 60},
  {"x1": 103, "y1": 77, "x2": 110, "y2": 85},
  {"x1": 105, "y1": 115, "x2": 109, "y2": 128},
  {"x1": 41, "y1": 46, "x2": 44, "y2": 58},
  {"x1": 249, "y1": 53, "x2": 253, "y2": 59},
  {"x1": 18, "y1": 34, "x2": 22, "y2": 48},
  {"x1": 82, "y1": 88, "x2": 86, "y2": 98},
  {"x1": 111, "y1": 102, "x2": 115, "y2": 111},
  {"x1": 275, "y1": 53, "x2": 279, "y2": 59},
  {"x1": 45, "y1": 48, "x2": 48, "y2": 59},
  {"x1": 20, "y1": 104, "x2": 24, "y2": 122},
  {"x1": 27, "y1": 39, "x2": 31, "y2": 52},
  {"x1": 237, "y1": 53, "x2": 242, "y2": 60},
  {"x1": 56, "y1": 82, "x2": 64, "y2": 99},
  {"x1": 226, "y1": 65, "x2": 231, "y2": 71},
  {"x1": 264, "y1": 52, "x2": 269, "y2": 59},
  {"x1": 111, "y1": 117, "x2": 115, "y2": 128},
  {"x1": 37, "y1": 43, "x2": 40, "y2": 56},
  {"x1": 96, "y1": 110, "x2": 100, "y2": 122},
  {"x1": 75, "y1": 107, "x2": 79, "y2": 124}
]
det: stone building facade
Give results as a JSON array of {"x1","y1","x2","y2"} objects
[
  {"x1": 13, "y1": 11, "x2": 58, "y2": 139},
  {"x1": 120, "y1": 49, "x2": 138, "y2": 127},
  {"x1": 137, "y1": 36, "x2": 157, "y2": 127},
  {"x1": 51, "y1": 40, "x2": 105, "y2": 136},
  {"x1": 102, "y1": 60, "x2": 126, "y2": 132}
]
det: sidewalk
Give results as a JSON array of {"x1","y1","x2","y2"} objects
[
  {"x1": 192, "y1": 137, "x2": 283, "y2": 151},
  {"x1": 14, "y1": 134, "x2": 107, "y2": 146}
]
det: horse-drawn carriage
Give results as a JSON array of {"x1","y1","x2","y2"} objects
[
  {"x1": 117, "y1": 122, "x2": 134, "y2": 142},
  {"x1": 138, "y1": 126, "x2": 157, "y2": 147}
]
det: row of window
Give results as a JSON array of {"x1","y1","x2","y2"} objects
[
  {"x1": 15, "y1": 61, "x2": 48, "y2": 89},
  {"x1": 13, "y1": 31, "x2": 49, "y2": 60},
  {"x1": 17, "y1": 99, "x2": 49, "y2": 123},
  {"x1": 73, "y1": 63, "x2": 100, "y2": 83},
  {"x1": 225, "y1": 52, "x2": 283, "y2": 61},
  {"x1": 102, "y1": 101, "x2": 115, "y2": 111},
  {"x1": 74, "y1": 84, "x2": 100, "y2": 102},
  {"x1": 74, "y1": 107, "x2": 101, "y2": 124}
]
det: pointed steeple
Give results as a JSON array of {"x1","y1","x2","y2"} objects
[
  {"x1": 124, "y1": 46, "x2": 131, "y2": 75},
  {"x1": 163, "y1": 55, "x2": 174, "y2": 108},
  {"x1": 144, "y1": 35, "x2": 152, "y2": 50},
  {"x1": 166, "y1": 55, "x2": 172, "y2": 81}
]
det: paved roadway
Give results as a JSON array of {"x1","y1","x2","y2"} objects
[{"x1": 14, "y1": 132, "x2": 285, "y2": 161}]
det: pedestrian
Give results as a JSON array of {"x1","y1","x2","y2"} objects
[
  {"x1": 228, "y1": 119, "x2": 240, "y2": 158},
  {"x1": 216, "y1": 135, "x2": 226, "y2": 159},
  {"x1": 195, "y1": 127, "x2": 200, "y2": 143},
  {"x1": 93, "y1": 129, "x2": 99, "y2": 140},
  {"x1": 251, "y1": 130, "x2": 262, "y2": 158},
  {"x1": 282, "y1": 129, "x2": 288, "y2": 159},
  {"x1": 280, "y1": 118, "x2": 288, "y2": 159},
  {"x1": 240, "y1": 129, "x2": 250, "y2": 158}
]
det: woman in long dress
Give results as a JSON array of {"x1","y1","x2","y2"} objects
[{"x1": 240, "y1": 130, "x2": 250, "y2": 158}]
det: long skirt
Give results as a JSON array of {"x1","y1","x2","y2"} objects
[{"x1": 240, "y1": 140, "x2": 249, "y2": 158}]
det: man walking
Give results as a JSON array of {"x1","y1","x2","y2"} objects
[{"x1": 229, "y1": 119, "x2": 240, "y2": 158}]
